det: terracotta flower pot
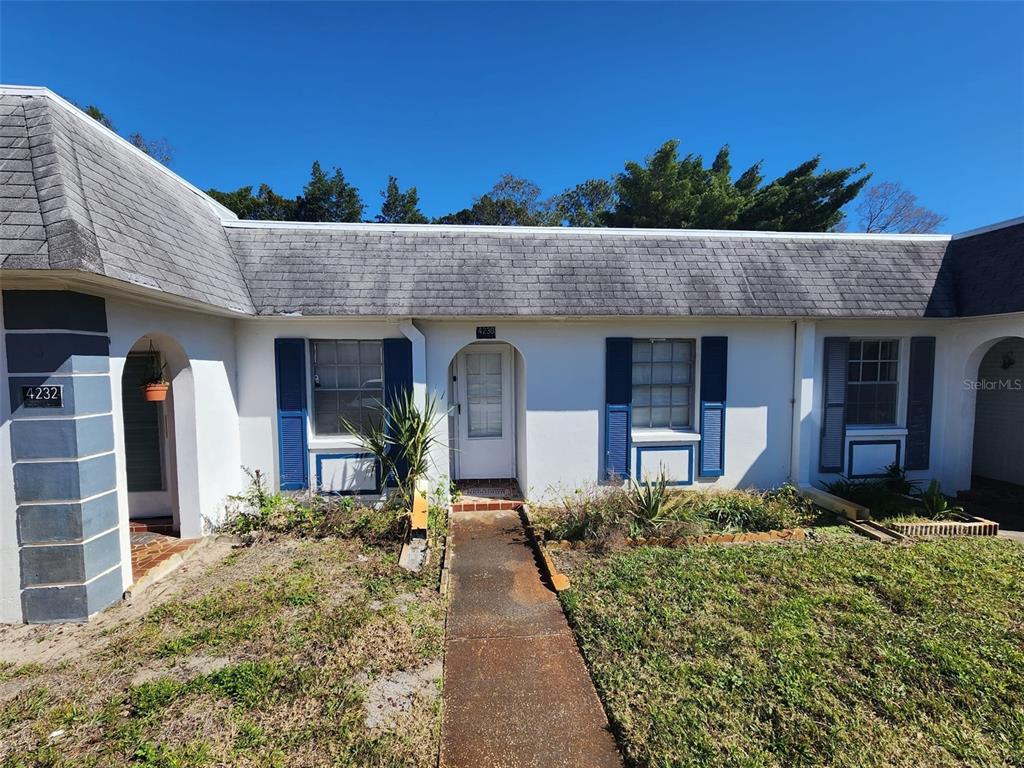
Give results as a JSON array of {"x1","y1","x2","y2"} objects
[{"x1": 142, "y1": 382, "x2": 169, "y2": 402}]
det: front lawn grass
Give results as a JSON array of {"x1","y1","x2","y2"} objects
[
  {"x1": 558, "y1": 537, "x2": 1024, "y2": 768},
  {"x1": 0, "y1": 537, "x2": 444, "y2": 768}
]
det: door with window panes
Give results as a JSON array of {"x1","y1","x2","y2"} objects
[{"x1": 454, "y1": 343, "x2": 515, "y2": 479}]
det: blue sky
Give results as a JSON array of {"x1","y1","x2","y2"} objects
[{"x1": 2, "y1": 1, "x2": 1022, "y2": 231}]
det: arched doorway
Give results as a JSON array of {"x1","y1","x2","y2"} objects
[
  {"x1": 120, "y1": 333, "x2": 196, "y2": 540},
  {"x1": 447, "y1": 340, "x2": 526, "y2": 486},
  {"x1": 964, "y1": 336, "x2": 1024, "y2": 531}
]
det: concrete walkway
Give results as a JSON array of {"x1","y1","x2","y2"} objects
[{"x1": 441, "y1": 507, "x2": 622, "y2": 768}]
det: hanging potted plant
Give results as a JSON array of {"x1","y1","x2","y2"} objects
[{"x1": 140, "y1": 344, "x2": 169, "y2": 402}]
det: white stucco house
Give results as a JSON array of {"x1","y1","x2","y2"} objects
[{"x1": 1, "y1": 85, "x2": 1022, "y2": 623}]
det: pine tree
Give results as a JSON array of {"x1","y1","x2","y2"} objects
[
  {"x1": 376, "y1": 176, "x2": 428, "y2": 223},
  {"x1": 296, "y1": 161, "x2": 364, "y2": 222}
]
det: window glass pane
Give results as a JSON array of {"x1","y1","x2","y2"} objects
[
  {"x1": 311, "y1": 339, "x2": 386, "y2": 435},
  {"x1": 671, "y1": 406, "x2": 689, "y2": 426},
  {"x1": 651, "y1": 386, "x2": 671, "y2": 406},
  {"x1": 632, "y1": 365, "x2": 652, "y2": 385},
  {"x1": 651, "y1": 407, "x2": 670, "y2": 427},
  {"x1": 631, "y1": 339, "x2": 695, "y2": 429},
  {"x1": 652, "y1": 363, "x2": 673, "y2": 385},
  {"x1": 845, "y1": 339, "x2": 899, "y2": 426},
  {"x1": 337, "y1": 342, "x2": 359, "y2": 364},
  {"x1": 314, "y1": 391, "x2": 338, "y2": 434},
  {"x1": 315, "y1": 341, "x2": 336, "y2": 364},
  {"x1": 362, "y1": 364, "x2": 383, "y2": 387},
  {"x1": 466, "y1": 352, "x2": 502, "y2": 438}
]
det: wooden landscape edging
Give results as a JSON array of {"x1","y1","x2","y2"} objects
[
  {"x1": 520, "y1": 504, "x2": 571, "y2": 592},
  {"x1": 886, "y1": 515, "x2": 999, "y2": 538}
]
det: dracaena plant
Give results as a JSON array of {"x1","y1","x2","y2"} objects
[{"x1": 341, "y1": 390, "x2": 446, "y2": 503}]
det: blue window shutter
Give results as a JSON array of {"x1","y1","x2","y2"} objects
[
  {"x1": 905, "y1": 337, "x2": 935, "y2": 470},
  {"x1": 383, "y1": 338, "x2": 413, "y2": 409},
  {"x1": 819, "y1": 337, "x2": 849, "y2": 473},
  {"x1": 382, "y1": 338, "x2": 413, "y2": 486},
  {"x1": 605, "y1": 337, "x2": 632, "y2": 480},
  {"x1": 699, "y1": 336, "x2": 728, "y2": 477},
  {"x1": 275, "y1": 338, "x2": 308, "y2": 490}
]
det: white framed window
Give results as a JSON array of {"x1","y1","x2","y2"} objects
[
  {"x1": 310, "y1": 340, "x2": 383, "y2": 435},
  {"x1": 465, "y1": 351, "x2": 503, "y2": 438},
  {"x1": 846, "y1": 338, "x2": 899, "y2": 426},
  {"x1": 632, "y1": 339, "x2": 695, "y2": 429}
]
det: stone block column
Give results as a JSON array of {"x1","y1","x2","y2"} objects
[{"x1": 3, "y1": 290, "x2": 124, "y2": 622}]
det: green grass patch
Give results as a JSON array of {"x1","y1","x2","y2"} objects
[
  {"x1": 559, "y1": 538, "x2": 1024, "y2": 767},
  {"x1": 2, "y1": 537, "x2": 444, "y2": 768}
]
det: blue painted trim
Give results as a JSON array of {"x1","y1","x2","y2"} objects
[
  {"x1": 847, "y1": 439, "x2": 902, "y2": 479},
  {"x1": 604, "y1": 403, "x2": 632, "y2": 480},
  {"x1": 635, "y1": 444, "x2": 694, "y2": 486},
  {"x1": 314, "y1": 452, "x2": 381, "y2": 495},
  {"x1": 698, "y1": 402, "x2": 726, "y2": 477},
  {"x1": 274, "y1": 338, "x2": 309, "y2": 491}
]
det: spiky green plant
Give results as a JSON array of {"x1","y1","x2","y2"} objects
[
  {"x1": 341, "y1": 390, "x2": 446, "y2": 503},
  {"x1": 626, "y1": 471, "x2": 681, "y2": 536},
  {"x1": 918, "y1": 479, "x2": 964, "y2": 520}
]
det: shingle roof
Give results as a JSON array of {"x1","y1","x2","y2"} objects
[
  {"x1": 0, "y1": 85, "x2": 1016, "y2": 321},
  {"x1": 226, "y1": 224, "x2": 957, "y2": 317},
  {"x1": 948, "y1": 220, "x2": 1024, "y2": 317},
  {"x1": 0, "y1": 90, "x2": 254, "y2": 314}
]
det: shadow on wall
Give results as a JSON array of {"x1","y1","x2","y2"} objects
[{"x1": 971, "y1": 337, "x2": 1024, "y2": 487}]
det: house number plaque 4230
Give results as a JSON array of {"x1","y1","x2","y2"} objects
[{"x1": 22, "y1": 385, "x2": 63, "y2": 408}]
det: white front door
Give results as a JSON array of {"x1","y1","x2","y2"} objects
[{"x1": 454, "y1": 344, "x2": 515, "y2": 479}]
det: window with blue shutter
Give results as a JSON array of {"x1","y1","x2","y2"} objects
[
  {"x1": 905, "y1": 337, "x2": 935, "y2": 470},
  {"x1": 275, "y1": 338, "x2": 309, "y2": 490},
  {"x1": 699, "y1": 336, "x2": 728, "y2": 477},
  {"x1": 819, "y1": 337, "x2": 849, "y2": 473},
  {"x1": 382, "y1": 338, "x2": 413, "y2": 487},
  {"x1": 605, "y1": 337, "x2": 632, "y2": 480}
]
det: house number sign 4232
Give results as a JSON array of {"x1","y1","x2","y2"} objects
[{"x1": 22, "y1": 385, "x2": 63, "y2": 408}]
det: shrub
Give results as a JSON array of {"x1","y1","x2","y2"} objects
[
  {"x1": 536, "y1": 481, "x2": 816, "y2": 541},
  {"x1": 824, "y1": 468, "x2": 960, "y2": 521},
  {"x1": 222, "y1": 470, "x2": 407, "y2": 542}
]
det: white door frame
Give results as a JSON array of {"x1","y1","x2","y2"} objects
[{"x1": 450, "y1": 342, "x2": 516, "y2": 480}]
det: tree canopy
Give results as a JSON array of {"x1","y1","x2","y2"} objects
[
  {"x1": 603, "y1": 140, "x2": 869, "y2": 231},
  {"x1": 435, "y1": 174, "x2": 554, "y2": 226},
  {"x1": 856, "y1": 181, "x2": 946, "y2": 233},
  {"x1": 77, "y1": 102, "x2": 175, "y2": 166},
  {"x1": 377, "y1": 176, "x2": 428, "y2": 224}
]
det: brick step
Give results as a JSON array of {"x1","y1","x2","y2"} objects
[
  {"x1": 453, "y1": 499, "x2": 523, "y2": 512},
  {"x1": 129, "y1": 517, "x2": 177, "y2": 535}
]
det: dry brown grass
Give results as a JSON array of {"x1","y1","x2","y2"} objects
[{"x1": 0, "y1": 536, "x2": 444, "y2": 768}]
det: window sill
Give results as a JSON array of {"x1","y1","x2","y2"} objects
[
  {"x1": 307, "y1": 436, "x2": 364, "y2": 452},
  {"x1": 846, "y1": 427, "x2": 908, "y2": 437},
  {"x1": 631, "y1": 429, "x2": 701, "y2": 444}
]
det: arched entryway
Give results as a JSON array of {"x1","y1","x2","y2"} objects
[
  {"x1": 964, "y1": 336, "x2": 1024, "y2": 532},
  {"x1": 120, "y1": 332, "x2": 199, "y2": 549},
  {"x1": 447, "y1": 340, "x2": 526, "y2": 487}
]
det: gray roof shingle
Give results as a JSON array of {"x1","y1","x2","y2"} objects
[
  {"x1": 226, "y1": 224, "x2": 957, "y2": 318},
  {"x1": 948, "y1": 220, "x2": 1024, "y2": 317},
  {"x1": 0, "y1": 91, "x2": 254, "y2": 314}
]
